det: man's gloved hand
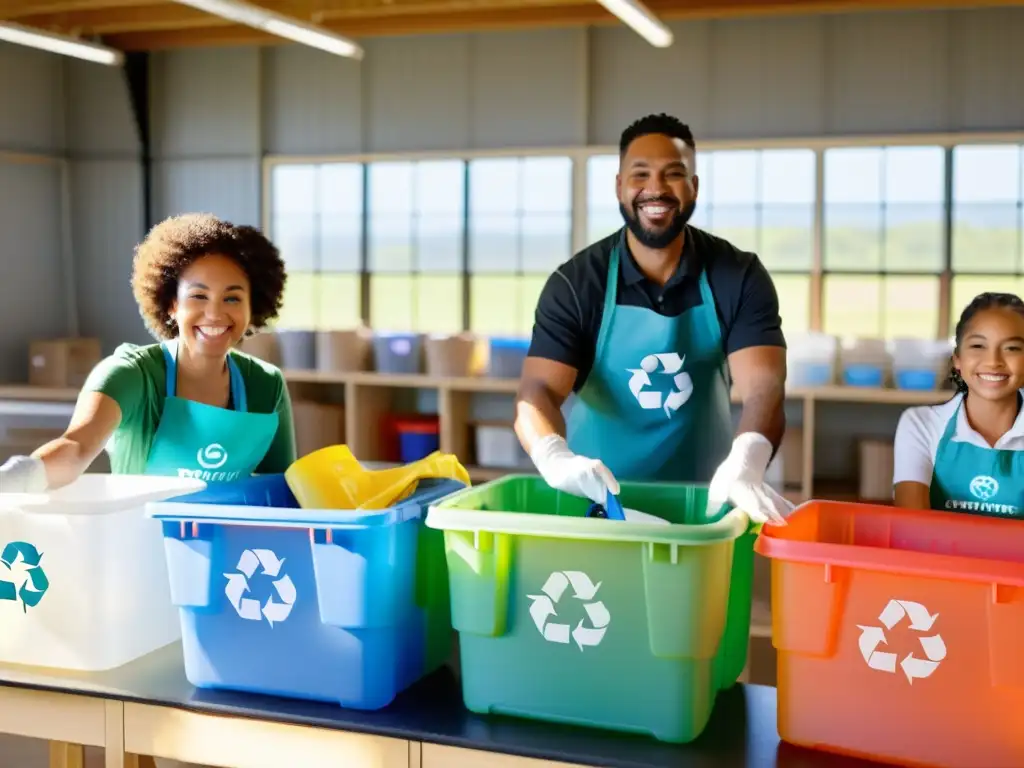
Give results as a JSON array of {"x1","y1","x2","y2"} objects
[
  {"x1": 529, "y1": 434, "x2": 619, "y2": 504},
  {"x1": 705, "y1": 432, "x2": 793, "y2": 526},
  {"x1": 0, "y1": 456, "x2": 48, "y2": 495}
]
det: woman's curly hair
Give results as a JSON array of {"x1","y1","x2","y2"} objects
[{"x1": 131, "y1": 213, "x2": 287, "y2": 341}]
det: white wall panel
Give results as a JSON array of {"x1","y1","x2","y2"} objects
[
  {"x1": 70, "y1": 160, "x2": 148, "y2": 352},
  {"x1": 65, "y1": 60, "x2": 139, "y2": 157},
  {"x1": 262, "y1": 46, "x2": 362, "y2": 155},
  {"x1": 0, "y1": 159, "x2": 68, "y2": 381},
  {"x1": 0, "y1": 44, "x2": 65, "y2": 153},
  {"x1": 153, "y1": 159, "x2": 260, "y2": 226},
  {"x1": 469, "y1": 29, "x2": 587, "y2": 149},
  {"x1": 587, "y1": 22, "x2": 713, "y2": 145},
  {"x1": 956, "y1": 8, "x2": 1024, "y2": 131},
  {"x1": 363, "y1": 35, "x2": 471, "y2": 152},
  {"x1": 151, "y1": 48, "x2": 261, "y2": 158}
]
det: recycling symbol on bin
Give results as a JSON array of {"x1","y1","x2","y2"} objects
[
  {"x1": 527, "y1": 571, "x2": 609, "y2": 651},
  {"x1": 858, "y1": 599, "x2": 946, "y2": 684},
  {"x1": 0, "y1": 541, "x2": 48, "y2": 612},
  {"x1": 224, "y1": 549, "x2": 296, "y2": 628},
  {"x1": 627, "y1": 353, "x2": 693, "y2": 417}
]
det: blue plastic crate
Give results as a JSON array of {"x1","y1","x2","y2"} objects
[
  {"x1": 146, "y1": 477, "x2": 465, "y2": 709},
  {"x1": 789, "y1": 362, "x2": 833, "y2": 388},
  {"x1": 842, "y1": 364, "x2": 885, "y2": 387},
  {"x1": 895, "y1": 368, "x2": 939, "y2": 390},
  {"x1": 398, "y1": 430, "x2": 440, "y2": 463},
  {"x1": 488, "y1": 337, "x2": 530, "y2": 378}
]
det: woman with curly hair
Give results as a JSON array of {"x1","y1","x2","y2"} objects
[
  {"x1": 0, "y1": 213, "x2": 295, "y2": 492},
  {"x1": 893, "y1": 292, "x2": 1024, "y2": 516}
]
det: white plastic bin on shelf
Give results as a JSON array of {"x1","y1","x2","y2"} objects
[
  {"x1": 889, "y1": 337, "x2": 953, "y2": 390},
  {"x1": 839, "y1": 338, "x2": 891, "y2": 387},
  {"x1": 786, "y1": 333, "x2": 837, "y2": 388},
  {"x1": 475, "y1": 425, "x2": 532, "y2": 469},
  {"x1": 0, "y1": 474, "x2": 205, "y2": 671}
]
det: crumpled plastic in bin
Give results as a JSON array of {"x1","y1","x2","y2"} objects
[{"x1": 284, "y1": 444, "x2": 471, "y2": 510}]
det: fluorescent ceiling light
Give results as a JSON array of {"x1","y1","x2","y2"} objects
[
  {"x1": 0, "y1": 22, "x2": 124, "y2": 65},
  {"x1": 597, "y1": 0, "x2": 673, "y2": 48},
  {"x1": 173, "y1": 0, "x2": 364, "y2": 60}
]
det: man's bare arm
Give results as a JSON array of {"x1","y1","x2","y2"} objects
[
  {"x1": 514, "y1": 357, "x2": 578, "y2": 455},
  {"x1": 728, "y1": 345, "x2": 787, "y2": 449}
]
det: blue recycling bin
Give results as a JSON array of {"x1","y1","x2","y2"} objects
[{"x1": 147, "y1": 477, "x2": 465, "y2": 710}]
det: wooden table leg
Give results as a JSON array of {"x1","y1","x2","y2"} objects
[{"x1": 49, "y1": 742, "x2": 85, "y2": 768}]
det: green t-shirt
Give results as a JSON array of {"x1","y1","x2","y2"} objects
[{"x1": 82, "y1": 343, "x2": 296, "y2": 476}]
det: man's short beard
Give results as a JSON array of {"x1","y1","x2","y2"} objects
[{"x1": 619, "y1": 201, "x2": 696, "y2": 249}]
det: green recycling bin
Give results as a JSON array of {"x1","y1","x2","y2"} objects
[{"x1": 425, "y1": 475, "x2": 756, "y2": 743}]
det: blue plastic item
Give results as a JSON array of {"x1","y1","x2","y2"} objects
[
  {"x1": 791, "y1": 362, "x2": 832, "y2": 388},
  {"x1": 170, "y1": 473, "x2": 299, "y2": 508},
  {"x1": 396, "y1": 421, "x2": 440, "y2": 463},
  {"x1": 488, "y1": 337, "x2": 530, "y2": 378},
  {"x1": 147, "y1": 477, "x2": 466, "y2": 710},
  {"x1": 895, "y1": 368, "x2": 938, "y2": 390},
  {"x1": 842, "y1": 364, "x2": 884, "y2": 387}
]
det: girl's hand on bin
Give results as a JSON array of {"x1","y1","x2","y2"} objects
[
  {"x1": 529, "y1": 434, "x2": 619, "y2": 504},
  {"x1": 0, "y1": 456, "x2": 48, "y2": 495},
  {"x1": 704, "y1": 432, "x2": 793, "y2": 526}
]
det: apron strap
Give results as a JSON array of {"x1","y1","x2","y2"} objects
[
  {"x1": 595, "y1": 244, "x2": 622, "y2": 361},
  {"x1": 161, "y1": 340, "x2": 248, "y2": 413}
]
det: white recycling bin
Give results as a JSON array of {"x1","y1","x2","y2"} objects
[{"x1": 0, "y1": 473, "x2": 205, "y2": 671}]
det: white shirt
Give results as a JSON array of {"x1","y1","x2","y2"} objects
[{"x1": 893, "y1": 390, "x2": 1024, "y2": 486}]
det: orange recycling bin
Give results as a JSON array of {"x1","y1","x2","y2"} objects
[{"x1": 756, "y1": 500, "x2": 1024, "y2": 768}]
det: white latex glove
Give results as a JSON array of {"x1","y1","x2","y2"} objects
[
  {"x1": 529, "y1": 434, "x2": 620, "y2": 504},
  {"x1": 0, "y1": 456, "x2": 48, "y2": 495},
  {"x1": 705, "y1": 432, "x2": 794, "y2": 526}
]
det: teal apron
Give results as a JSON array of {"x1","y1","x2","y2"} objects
[
  {"x1": 929, "y1": 397, "x2": 1024, "y2": 518},
  {"x1": 144, "y1": 341, "x2": 279, "y2": 482},
  {"x1": 566, "y1": 240, "x2": 732, "y2": 482}
]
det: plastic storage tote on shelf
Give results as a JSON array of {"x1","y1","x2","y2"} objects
[
  {"x1": 425, "y1": 334, "x2": 484, "y2": 377},
  {"x1": 395, "y1": 418, "x2": 441, "y2": 463},
  {"x1": 425, "y1": 475, "x2": 755, "y2": 743},
  {"x1": 147, "y1": 477, "x2": 466, "y2": 710},
  {"x1": 487, "y1": 337, "x2": 530, "y2": 378},
  {"x1": 786, "y1": 332, "x2": 836, "y2": 388},
  {"x1": 889, "y1": 337, "x2": 953, "y2": 390},
  {"x1": 374, "y1": 332, "x2": 423, "y2": 375},
  {"x1": 316, "y1": 328, "x2": 372, "y2": 373},
  {"x1": 0, "y1": 474, "x2": 205, "y2": 671},
  {"x1": 276, "y1": 330, "x2": 316, "y2": 370},
  {"x1": 756, "y1": 500, "x2": 1024, "y2": 768},
  {"x1": 839, "y1": 337, "x2": 891, "y2": 387}
]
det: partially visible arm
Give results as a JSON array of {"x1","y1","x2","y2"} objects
[
  {"x1": 725, "y1": 256, "x2": 788, "y2": 449},
  {"x1": 513, "y1": 269, "x2": 586, "y2": 456},
  {"x1": 32, "y1": 392, "x2": 123, "y2": 489},
  {"x1": 892, "y1": 407, "x2": 936, "y2": 510},
  {"x1": 256, "y1": 373, "x2": 297, "y2": 474}
]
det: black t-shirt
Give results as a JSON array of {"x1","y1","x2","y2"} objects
[{"x1": 528, "y1": 226, "x2": 786, "y2": 392}]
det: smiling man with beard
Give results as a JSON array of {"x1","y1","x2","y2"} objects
[{"x1": 514, "y1": 113, "x2": 792, "y2": 526}]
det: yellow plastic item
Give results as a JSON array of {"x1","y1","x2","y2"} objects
[{"x1": 284, "y1": 445, "x2": 471, "y2": 511}]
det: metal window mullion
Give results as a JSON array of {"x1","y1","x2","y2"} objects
[
  {"x1": 359, "y1": 163, "x2": 370, "y2": 326},
  {"x1": 462, "y1": 160, "x2": 471, "y2": 332}
]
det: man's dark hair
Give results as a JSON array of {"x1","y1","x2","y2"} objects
[{"x1": 619, "y1": 113, "x2": 696, "y2": 156}]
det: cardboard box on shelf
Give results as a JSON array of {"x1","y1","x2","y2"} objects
[
  {"x1": 858, "y1": 438, "x2": 895, "y2": 501},
  {"x1": 291, "y1": 400, "x2": 345, "y2": 457},
  {"x1": 28, "y1": 338, "x2": 102, "y2": 388}
]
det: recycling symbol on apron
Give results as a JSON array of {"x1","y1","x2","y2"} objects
[{"x1": 627, "y1": 353, "x2": 694, "y2": 418}]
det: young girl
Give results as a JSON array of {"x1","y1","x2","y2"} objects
[{"x1": 893, "y1": 292, "x2": 1024, "y2": 516}]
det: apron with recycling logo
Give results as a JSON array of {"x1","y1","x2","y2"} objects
[
  {"x1": 144, "y1": 340, "x2": 279, "y2": 482},
  {"x1": 566, "y1": 240, "x2": 732, "y2": 482},
  {"x1": 928, "y1": 397, "x2": 1024, "y2": 518}
]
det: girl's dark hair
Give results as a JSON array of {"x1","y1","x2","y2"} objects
[{"x1": 950, "y1": 292, "x2": 1024, "y2": 394}]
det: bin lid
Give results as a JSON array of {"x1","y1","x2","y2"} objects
[
  {"x1": 0, "y1": 474, "x2": 207, "y2": 516},
  {"x1": 147, "y1": 477, "x2": 466, "y2": 529}
]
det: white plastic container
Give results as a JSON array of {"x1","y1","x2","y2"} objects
[
  {"x1": 0, "y1": 474, "x2": 205, "y2": 671},
  {"x1": 786, "y1": 333, "x2": 837, "y2": 388},
  {"x1": 889, "y1": 337, "x2": 954, "y2": 391},
  {"x1": 475, "y1": 425, "x2": 532, "y2": 469},
  {"x1": 838, "y1": 337, "x2": 891, "y2": 388}
]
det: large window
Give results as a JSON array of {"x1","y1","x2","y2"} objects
[
  {"x1": 270, "y1": 163, "x2": 363, "y2": 331},
  {"x1": 468, "y1": 156, "x2": 573, "y2": 337},
  {"x1": 266, "y1": 134, "x2": 1024, "y2": 345},
  {"x1": 367, "y1": 160, "x2": 465, "y2": 333},
  {"x1": 822, "y1": 146, "x2": 945, "y2": 339}
]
